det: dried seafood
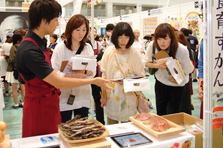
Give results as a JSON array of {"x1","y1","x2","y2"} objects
[{"x1": 58, "y1": 116, "x2": 106, "y2": 140}]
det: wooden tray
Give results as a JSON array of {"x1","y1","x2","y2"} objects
[
  {"x1": 129, "y1": 114, "x2": 185, "y2": 138},
  {"x1": 59, "y1": 119, "x2": 110, "y2": 144}
]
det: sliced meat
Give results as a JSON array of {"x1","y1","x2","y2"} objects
[
  {"x1": 150, "y1": 118, "x2": 170, "y2": 132},
  {"x1": 133, "y1": 113, "x2": 152, "y2": 121}
]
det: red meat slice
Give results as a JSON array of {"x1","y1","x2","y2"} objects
[
  {"x1": 133, "y1": 113, "x2": 152, "y2": 121},
  {"x1": 150, "y1": 118, "x2": 170, "y2": 132}
]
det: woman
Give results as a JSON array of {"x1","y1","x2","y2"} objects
[
  {"x1": 5, "y1": 30, "x2": 25, "y2": 108},
  {"x1": 51, "y1": 14, "x2": 95, "y2": 122},
  {"x1": 100, "y1": 22, "x2": 145, "y2": 124},
  {"x1": 175, "y1": 31, "x2": 194, "y2": 114},
  {"x1": 1, "y1": 34, "x2": 13, "y2": 97},
  {"x1": 144, "y1": 23, "x2": 194, "y2": 116},
  {"x1": 49, "y1": 34, "x2": 58, "y2": 49}
]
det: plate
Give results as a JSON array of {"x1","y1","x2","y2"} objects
[
  {"x1": 58, "y1": 119, "x2": 109, "y2": 144},
  {"x1": 129, "y1": 113, "x2": 185, "y2": 138}
]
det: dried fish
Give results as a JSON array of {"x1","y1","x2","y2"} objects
[{"x1": 58, "y1": 115, "x2": 106, "y2": 140}]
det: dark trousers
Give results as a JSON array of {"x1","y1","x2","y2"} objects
[
  {"x1": 60, "y1": 107, "x2": 89, "y2": 123},
  {"x1": 155, "y1": 80, "x2": 185, "y2": 116},
  {"x1": 180, "y1": 80, "x2": 192, "y2": 115},
  {"x1": 91, "y1": 84, "x2": 105, "y2": 125}
]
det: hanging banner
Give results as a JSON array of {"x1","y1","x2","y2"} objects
[
  {"x1": 212, "y1": 0, "x2": 223, "y2": 130},
  {"x1": 87, "y1": 0, "x2": 103, "y2": 8}
]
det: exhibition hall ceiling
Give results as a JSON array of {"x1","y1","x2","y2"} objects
[{"x1": 5, "y1": 0, "x2": 197, "y2": 7}]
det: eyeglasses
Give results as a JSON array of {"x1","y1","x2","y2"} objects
[{"x1": 199, "y1": 14, "x2": 203, "y2": 19}]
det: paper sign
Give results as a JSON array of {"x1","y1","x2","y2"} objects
[
  {"x1": 166, "y1": 58, "x2": 185, "y2": 85},
  {"x1": 71, "y1": 56, "x2": 97, "y2": 71},
  {"x1": 123, "y1": 78, "x2": 150, "y2": 93}
]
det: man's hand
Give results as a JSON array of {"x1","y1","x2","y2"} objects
[{"x1": 93, "y1": 77, "x2": 113, "y2": 90}]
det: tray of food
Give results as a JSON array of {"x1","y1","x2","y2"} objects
[
  {"x1": 129, "y1": 113, "x2": 185, "y2": 138},
  {"x1": 58, "y1": 115, "x2": 109, "y2": 143}
]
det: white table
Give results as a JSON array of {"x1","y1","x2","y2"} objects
[{"x1": 10, "y1": 122, "x2": 195, "y2": 148}]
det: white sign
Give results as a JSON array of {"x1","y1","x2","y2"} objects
[{"x1": 212, "y1": 0, "x2": 223, "y2": 130}]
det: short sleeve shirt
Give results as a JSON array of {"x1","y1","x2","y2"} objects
[{"x1": 16, "y1": 31, "x2": 54, "y2": 84}]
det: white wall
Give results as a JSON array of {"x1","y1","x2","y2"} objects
[{"x1": 96, "y1": 2, "x2": 202, "y2": 39}]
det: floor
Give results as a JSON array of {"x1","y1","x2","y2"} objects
[{"x1": 2, "y1": 74, "x2": 201, "y2": 140}]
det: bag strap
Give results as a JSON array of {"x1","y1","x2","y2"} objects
[{"x1": 113, "y1": 49, "x2": 126, "y2": 78}]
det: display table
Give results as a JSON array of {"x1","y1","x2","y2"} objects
[{"x1": 10, "y1": 122, "x2": 195, "y2": 148}]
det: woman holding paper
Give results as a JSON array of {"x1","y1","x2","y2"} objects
[
  {"x1": 51, "y1": 14, "x2": 95, "y2": 122},
  {"x1": 143, "y1": 23, "x2": 194, "y2": 116},
  {"x1": 100, "y1": 22, "x2": 145, "y2": 124}
]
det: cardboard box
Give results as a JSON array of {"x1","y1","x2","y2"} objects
[{"x1": 162, "y1": 113, "x2": 223, "y2": 148}]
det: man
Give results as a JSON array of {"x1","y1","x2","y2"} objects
[
  {"x1": 0, "y1": 15, "x2": 28, "y2": 44},
  {"x1": 132, "y1": 30, "x2": 144, "y2": 58},
  {"x1": 16, "y1": 0, "x2": 112, "y2": 138},
  {"x1": 188, "y1": 29, "x2": 199, "y2": 82}
]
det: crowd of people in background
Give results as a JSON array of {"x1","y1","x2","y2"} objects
[{"x1": 0, "y1": 0, "x2": 204, "y2": 138}]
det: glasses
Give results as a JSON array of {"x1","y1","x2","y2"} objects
[{"x1": 199, "y1": 14, "x2": 203, "y2": 19}]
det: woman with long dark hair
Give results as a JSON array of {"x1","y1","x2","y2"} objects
[
  {"x1": 51, "y1": 14, "x2": 95, "y2": 122},
  {"x1": 5, "y1": 30, "x2": 25, "y2": 108},
  {"x1": 144, "y1": 23, "x2": 194, "y2": 116}
]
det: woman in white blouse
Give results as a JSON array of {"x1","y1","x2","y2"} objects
[
  {"x1": 51, "y1": 14, "x2": 95, "y2": 122},
  {"x1": 143, "y1": 23, "x2": 194, "y2": 116}
]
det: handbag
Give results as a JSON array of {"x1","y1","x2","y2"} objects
[
  {"x1": 148, "y1": 43, "x2": 158, "y2": 75},
  {"x1": 13, "y1": 65, "x2": 19, "y2": 80},
  {"x1": 134, "y1": 91, "x2": 151, "y2": 113},
  {"x1": 113, "y1": 51, "x2": 150, "y2": 113}
]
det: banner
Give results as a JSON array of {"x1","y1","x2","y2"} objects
[
  {"x1": 212, "y1": 0, "x2": 223, "y2": 130},
  {"x1": 87, "y1": 0, "x2": 103, "y2": 8}
]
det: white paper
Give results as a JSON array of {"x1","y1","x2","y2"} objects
[
  {"x1": 123, "y1": 78, "x2": 150, "y2": 93},
  {"x1": 71, "y1": 56, "x2": 97, "y2": 71},
  {"x1": 166, "y1": 58, "x2": 185, "y2": 85}
]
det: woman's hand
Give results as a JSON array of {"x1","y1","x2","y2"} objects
[
  {"x1": 198, "y1": 78, "x2": 203, "y2": 101},
  {"x1": 157, "y1": 62, "x2": 167, "y2": 69},
  {"x1": 169, "y1": 75, "x2": 177, "y2": 83},
  {"x1": 114, "y1": 80, "x2": 123, "y2": 85},
  {"x1": 100, "y1": 96, "x2": 108, "y2": 107}
]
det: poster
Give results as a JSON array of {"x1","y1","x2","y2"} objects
[
  {"x1": 143, "y1": 17, "x2": 157, "y2": 35},
  {"x1": 0, "y1": 12, "x2": 28, "y2": 44},
  {"x1": 185, "y1": 11, "x2": 201, "y2": 38},
  {"x1": 166, "y1": 16, "x2": 183, "y2": 31},
  {"x1": 212, "y1": 0, "x2": 223, "y2": 130}
]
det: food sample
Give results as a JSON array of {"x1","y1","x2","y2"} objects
[
  {"x1": 134, "y1": 113, "x2": 170, "y2": 132},
  {"x1": 58, "y1": 115, "x2": 106, "y2": 140},
  {"x1": 133, "y1": 113, "x2": 152, "y2": 121}
]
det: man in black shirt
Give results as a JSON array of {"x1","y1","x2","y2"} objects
[{"x1": 16, "y1": 0, "x2": 112, "y2": 138}]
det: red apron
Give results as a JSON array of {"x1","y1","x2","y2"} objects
[{"x1": 21, "y1": 38, "x2": 61, "y2": 138}]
